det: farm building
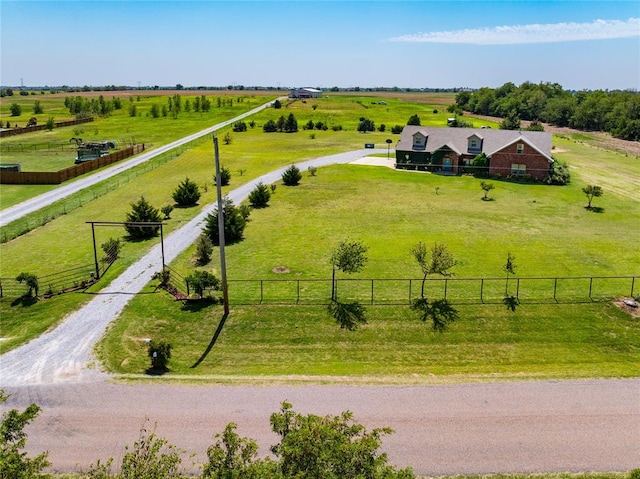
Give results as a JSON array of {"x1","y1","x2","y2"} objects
[
  {"x1": 395, "y1": 126, "x2": 554, "y2": 180},
  {"x1": 289, "y1": 87, "x2": 322, "y2": 99}
]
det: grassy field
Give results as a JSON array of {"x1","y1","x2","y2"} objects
[{"x1": 2, "y1": 91, "x2": 639, "y2": 382}]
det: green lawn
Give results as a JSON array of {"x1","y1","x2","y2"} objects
[{"x1": 2, "y1": 92, "x2": 639, "y2": 382}]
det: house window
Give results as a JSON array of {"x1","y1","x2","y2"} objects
[
  {"x1": 516, "y1": 143, "x2": 525, "y2": 154},
  {"x1": 511, "y1": 164, "x2": 526, "y2": 176},
  {"x1": 413, "y1": 134, "x2": 426, "y2": 148},
  {"x1": 467, "y1": 136, "x2": 482, "y2": 153}
]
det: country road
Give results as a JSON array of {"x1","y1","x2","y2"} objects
[
  {"x1": 2, "y1": 379, "x2": 638, "y2": 475},
  {"x1": 0, "y1": 98, "x2": 280, "y2": 227}
]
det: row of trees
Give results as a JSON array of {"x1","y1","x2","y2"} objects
[
  {"x1": 1, "y1": 392, "x2": 415, "y2": 478},
  {"x1": 454, "y1": 82, "x2": 640, "y2": 140}
]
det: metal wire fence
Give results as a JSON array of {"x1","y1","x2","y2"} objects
[{"x1": 226, "y1": 275, "x2": 639, "y2": 305}]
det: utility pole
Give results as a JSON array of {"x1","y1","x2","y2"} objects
[{"x1": 213, "y1": 135, "x2": 229, "y2": 315}]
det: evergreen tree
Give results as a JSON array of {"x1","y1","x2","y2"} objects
[
  {"x1": 248, "y1": 181, "x2": 271, "y2": 208},
  {"x1": 172, "y1": 177, "x2": 201, "y2": 207},
  {"x1": 203, "y1": 197, "x2": 248, "y2": 245},
  {"x1": 125, "y1": 196, "x2": 162, "y2": 239},
  {"x1": 281, "y1": 165, "x2": 302, "y2": 186}
]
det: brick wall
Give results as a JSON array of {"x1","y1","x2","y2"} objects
[{"x1": 489, "y1": 142, "x2": 551, "y2": 180}]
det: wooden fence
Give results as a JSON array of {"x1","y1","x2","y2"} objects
[
  {"x1": 0, "y1": 117, "x2": 94, "y2": 138},
  {"x1": 0, "y1": 144, "x2": 145, "y2": 184}
]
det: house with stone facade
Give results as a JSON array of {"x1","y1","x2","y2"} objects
[{"x1": 395, "y1": 126, "x2": 554, "y2": 180}]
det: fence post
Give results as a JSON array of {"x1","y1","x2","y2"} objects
[
  {"x1": 516, "y1": 278, "x2": 520, "y2": 299},
  {"x1": 371, "y1": 279, "x2": 374, "y2": 305},
  {"x1": 444, "y1": 278, "x2": 448, "y2": 300},
  {"x1": 631, "y1": 277, "x2": 636, "y2": 298},
  {"x1": 260, "y1": 280, "x2": 263, "y2": 304},
  {"x1": 408, "y1": 279, "x2": 412, "y2": 305},
  {"x1": 480, "y1": 279, "x2": 484, "y2": 303},
  {"x1": 553, "y1": 278, "x2": 557, "y2": 302},
  {"x1": 589, "y1": 277, "x2": 593, "y2": 300}
]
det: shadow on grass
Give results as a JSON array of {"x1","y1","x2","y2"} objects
[
  {"x1": 585, "y1": 206, "x2": 605, "y2": 213},
  {"x1": 190, "y1": 312, "x2": 229, "y2": 369},
  {"x1": 11, "y1": 295, "x2": 38, "y2": 307},
  {"x1": 145, "y1": 367, "x2": 170, "y2": 376},
  {"x1": 182, "y1": 297, "x2": 221, "y2": 312}
]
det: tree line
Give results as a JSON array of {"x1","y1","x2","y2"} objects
[{"x1": 454, "y1": 82, "x2": 640, "y2": 141}]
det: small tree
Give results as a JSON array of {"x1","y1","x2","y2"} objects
[
  {"x1": 194, "y1": 233, "x2": 214, "y2": 265},
  {"x1": 223, "y1": 132, "x2": 232, "y2": 145},
  {"x1": 308, "y1": 166, "x2": 317, "y2": 176},
  {"x1": 125, "y1": 196, "x2": 162, "y2": 239},
  {"x1": 480, "y1": 181, "x2": 495, "y2": 200},
  {"x1": 215, "y1": 166, "x2": 231, "y2": 186},
  {"x1": 45, "y1": 116, "x2": 55, "y2": 131},
  {"x1": 583, "y1": 185, "x2": 603, "y2": 209},
  {"x1": 248, "y1": 181, "x2": 271, "y2": 208},
  {"x1": 9, "y1": 103, "x2": 21, "y2": 116},
  {"x1": 172, "y1": 177, "x2": 201, "y2": 207},
  {"x1": 503, "y1": 252, "x2": 517, "y2": 295},
  {"x1": 161, "y1": 204, "x2": 174, "y2": 219},
  {"x1": 232, "y1": 121, "x2": 247, "y2": 132},
  {"x1": 203, "y1": 197, "x2": 248, "y2": 245},
  {"x1": 544, "y1": 159, "x2": 571, "y2": 185},
  {"x1": 0, "y1": 391, "x2": 50, "y2": 478},
  {"x1": 284, "y1": 113, "x2": 298, "y2": 132},
  {"x1": 186, "y1": 270, "x2": 221, "y2": 299},
  {"x1": 407, "y1": 114, "x2": 421, "y2": 126},
  {"x1": 330, "y1": 240, "x2": 368, "y2": 301},
  {"x1": 263, "y1": 119, "x2": 278, "y2": 132},
  {"x1": 272, "y1": 99, "x2": 282, "y2": 109},
  {"x1": 357, "y1": 117, "x2": 375, "y2": 132},
  {"x1": 33, "y1": 100, "x2": 43, "y2": 114},
  {"x1": 282, "y1": 164, "x2": 302, "y2": 186},
  {"x1": 15, "y1": 272, "x2": 39, "y2": 298},
  {"x1": 100, "y1": 237, "x2": 122, "y2": 264},
  {"x1": 148, "y1": 340, "x2": 172, "y2": 372},
  {"x1": 410, "y1": 242, "x2": 458, "y2": 331}
]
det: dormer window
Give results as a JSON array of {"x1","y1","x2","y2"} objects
[
  {"x1": 517, "y1": 143, "x2": 525, "y2": 153},
  {"x1": 413, "y1": 133, "x2": 427, "y2": 149},
  {"x1": 467, "y1": 135, "x2": 482, "y2": 153}
]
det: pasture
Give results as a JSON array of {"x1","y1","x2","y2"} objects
[{"x1": 1, "y1": 91, "x2": 639, "y2": 383}]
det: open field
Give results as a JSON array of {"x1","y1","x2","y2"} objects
[{"x1": 1, "y1": 91, "x2": 639, "y2": 382}]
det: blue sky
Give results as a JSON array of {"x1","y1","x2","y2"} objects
[{"x1": 1, "y1": 1, "x2": 638, "y2": 90}]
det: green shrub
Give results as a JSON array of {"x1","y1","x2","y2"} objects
[
  {"x1": 249, "y1": 182, "x2": 271, "y2": 208},
  {"x1": 186, "y1": 270, "x2": 220, "y2": 299},
  {"x1": 282, "y1": 165, "x2": 302, "y2": 186},
  {"x1": 172, "y1": 177, "x2": 201, "y2": 207},
  {"x1": 203, "y1": 197, "x2": 248, "y2": 245},
  {"x1": 125, "y1": 197, "x2": 162, "y2": 239},
  {"x1": 194, "y1": 234, "x2": 214, "y2": 265},
  {"x1": 544, "y1": 159, "x2": 571, "y2": 185},
  {"x1": 148, "y1": 340, "x2": 172, "y2": 372},
  {"x1": 15, "y1": 272, "x2": 39, "y2": 298}
]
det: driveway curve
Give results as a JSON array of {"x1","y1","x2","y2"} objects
[{"x1": 0, "y1": 149, "x2": 388, "y2": 386}]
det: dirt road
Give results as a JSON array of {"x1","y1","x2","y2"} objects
[{"x1": 3, "y1": 379, "x2": 638, "y2": 475}]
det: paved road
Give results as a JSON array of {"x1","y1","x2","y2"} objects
[
  {"x1": 0, "y1": 99, "x2": 280, "y2": 227},
  {"x1": 2, "y1": 379, "x2": 638, "y2": 475}
]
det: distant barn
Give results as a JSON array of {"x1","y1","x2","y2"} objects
[{"x1": 289, "y1": 87, "x2": 322, "y2": 99}]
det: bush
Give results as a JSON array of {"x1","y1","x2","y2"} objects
[
  {"x1": 282, "y1": 164, "x2": 302, "y2": 186},
  {"x1": 544, "y1": 159, "x2": 571, "y2": 185},
  {"x1": 232, "y1": 121, "x2": 247, "y2": 132},
  {"x1": 203, "y1": 197, "x2": 248, "y2": 245},
  {"x1": 186, "y1": 270, "x2": 220, "y2": 299},
  {"x1": 194, "y1": 234, "x2": 214, "y2": 265},
  {"x1": 172, "y1": 177, "x2": 201, "y2": 207},
  {"x1": 263, "y1": 119, "x2": 278, "y2": 132},
  {"x1": 215, "y1": 166, "x2": 231, "y2": 186},
  {"x1": 9, "y1": 103, "x2": 21, "y2": 116},
  {"x1": 148, "y1": 340, "x2": 172, "y2": 372},
  {"x1": 100, "y1": 238, "x2": 122, "y2": 264},
  {"x1": 248, "y1": 181, "x2": 271, "y2": 208},
  {"x1": 161, "y1": 204, "x2": 174, "y2": 219},
  {"x1": 391, "y1": 125, "x2": 403, "y2": 134},
  {"x1": 45, "y1": 116, "x2": 55, "y2": 131},
  {"x1": 125, "y1": 197, "x2": 162, "y2": 239},
  {"x1": 0, "y1": 391, "x2": 50, "y2": 478}
]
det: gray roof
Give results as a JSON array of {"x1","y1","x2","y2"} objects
[{"x1": 396, "y1": 126, "x2": 553, "y2": 160}]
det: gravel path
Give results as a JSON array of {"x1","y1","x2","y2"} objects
[
  {"x1": 1, "y1": 379, "x2": 638, "y2": 475},
  {"x1": 0, "y1": 149, "x2": 388, "y2": 387}
]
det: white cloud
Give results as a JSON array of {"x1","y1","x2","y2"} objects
[{"x1": 389, "y1": 18, "x2": 640, "y2": 45}]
